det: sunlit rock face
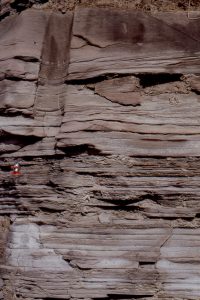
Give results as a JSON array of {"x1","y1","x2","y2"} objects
[{"x1": 1, "y1": 7, "x2": 200, "y2": 300}]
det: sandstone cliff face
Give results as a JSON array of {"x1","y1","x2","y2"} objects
[{"x1": 1, "y1": 7, "x2": 200, "y2": 300}]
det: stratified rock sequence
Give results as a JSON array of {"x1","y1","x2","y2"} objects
[{"x1": 1, "y1": 7, "x2": 200, "y2": 300}]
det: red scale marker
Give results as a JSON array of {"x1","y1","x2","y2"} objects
[{"x1": 11, "y1": 163, "x2": 21, "y2": 176}]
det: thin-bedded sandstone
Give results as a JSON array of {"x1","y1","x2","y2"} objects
[
  {"x1": 1, "y1": 7, "x2": 200, "y2": 300},
  {"x1": 57, "y1": 80, "x2": 200, "y2": 156},
  {"x1": 68, "y1": 8, "x2": 200, "y2": 80}
]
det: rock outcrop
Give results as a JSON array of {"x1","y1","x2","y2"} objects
[{"x1": 1, "y1": 7, "x2": 200, "y2": 300}]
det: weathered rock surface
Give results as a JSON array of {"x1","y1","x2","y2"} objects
[
  {"x1": 1, "y1": 7, "x2": 200, "y2": 300},
  {"x1": 69, "y1": 8, "x2": 200, "y2": 79}
]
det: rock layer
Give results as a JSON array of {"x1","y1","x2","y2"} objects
[{"x1": 1, "y1": 7, "x2": 200, "y2": 300}]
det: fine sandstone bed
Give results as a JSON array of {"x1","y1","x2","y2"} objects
[{"x1": 1, "y1": 6, "x2": 200, "y2": 300}]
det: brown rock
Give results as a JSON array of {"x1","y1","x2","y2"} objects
[
  {"x1": 1, "y1": 7, "x2": 200, "y2": 300},
  {"x1": 94, "y1": 76, "x2": 141, "y2": 106},
  {"x1": 68, "y1": 8, "x2": 200, "y2": 80}
]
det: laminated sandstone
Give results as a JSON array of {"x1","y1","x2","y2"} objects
[{"x1": 1, "y1": 7, "x2": 200, "y2": 300}]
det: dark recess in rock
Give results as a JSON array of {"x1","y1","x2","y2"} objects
[{"x1": 138, "y1": 73, "x2": 183, "y2": 88}]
